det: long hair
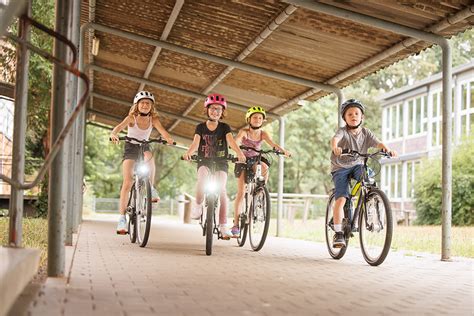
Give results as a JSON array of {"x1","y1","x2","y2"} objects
[{"x1": 128, "y1": 102, "x2": 159, "y2": 119}]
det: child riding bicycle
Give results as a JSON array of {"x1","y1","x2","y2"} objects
[
  {"x1": 182, "y1": 93, "x2": 246, "y2": 239},
  {"x1": 330, "y1": 99, "x2": 396, "y2": 248},
  {"x1": 232, "y1": 106, "x2": 291, "y2": 237},
  {"x1": 110, "y1": 91, "x2": 174, "y2": 234}
]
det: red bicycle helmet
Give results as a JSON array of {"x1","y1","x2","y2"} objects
[{"x1": 204, "y1": 93, "x2": 227, "y2": 110}]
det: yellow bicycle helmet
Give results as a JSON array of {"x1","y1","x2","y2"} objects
[{"x1": 245, "y1": 106, "x2": 266, "y2": 123}]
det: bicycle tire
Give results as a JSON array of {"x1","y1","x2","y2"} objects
[
  {"x1": 325, "y1": 193, "x2": 348, "y2": 259},
  {"x1": 359, "y1": 188, "x2": 393, "y2": 266},
  {"x1": 136, "y1": 179, "x2": 152, "y2": 247},
  {"x1": 237, "y1": 193, "x2": 249, "y2": 247},
  {"x1": 249, "y1": 185, "x2": 271, "y2": 251},
  {"x1": 205, "y1": 195, "x2": 215, "y2": 256},
  {"x1": 127, "y1": 185, "x2": 137, "y2": 243}
]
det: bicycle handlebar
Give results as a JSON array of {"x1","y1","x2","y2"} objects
[
  {"x1": 180, "y1": 154, "x2": 238, "y2": 163},
  {"x1": 239, "y1": 145, "x2": 285, "y2": 156},
  {"x1": 341, "y1": 149, "x2": 392, "y2": 158},
  {"x1": 110, "y1": 136, "x2": 176, "y2": 146}
]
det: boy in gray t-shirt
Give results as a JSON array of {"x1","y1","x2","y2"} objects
[{"x1": 330, "y1": 99, "x2": 396, "y2": 248}]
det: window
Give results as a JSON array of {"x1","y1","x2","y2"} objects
[
  {"x1": 431, "y1": 91, "x2": 442, "y2": 147},
  {"x1": 407, "y1": 95, "x2": 428, "y2": 136},
  {"x1": 383, "y1": 103, "x2": 402, "y2": 141},
  {"x1": 459, "y1": 80, "x2": 474, "y2": 138},
  {"x1": 0, "y1": 98, "x2": 14, "y2": 140}
]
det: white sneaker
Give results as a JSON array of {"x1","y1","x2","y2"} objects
[
  {"x1": 219, "y1": 224, "x2": 232, "y2": 240},
  {"x1": 191, "y1": 203, "x2": 202, "y2": 220},
  {"x1": 116, "y1": 215, "x2": 127, "y2": 234}
]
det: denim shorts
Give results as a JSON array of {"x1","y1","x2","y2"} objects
[{"x1": 331, "y1": 164, "x2": 364, "y2": 199}]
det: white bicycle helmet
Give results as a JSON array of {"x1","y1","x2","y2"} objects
[{"x1": 133, "y1": 91, "x2": 155, "y2": 104}]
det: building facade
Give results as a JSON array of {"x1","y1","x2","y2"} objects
[
  {"x1": 0, "y1": 91, "x2": 14, "y2": 195},
  {"x1": 378, "y1": 60, "x2": 474, "y2": 223}
]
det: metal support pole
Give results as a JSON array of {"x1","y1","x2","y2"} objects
[
  {"x1": 8, "y1": 2, "x2": 31, "y2": 247},
  {"x1": 441, "y1": 42, "x2": 452, "y2": 260},
  {"x1": 66, "y1": 0, "x2": 81, "y2": 243},
  {"x1": 48, "y1": 0, "x2": 73, "y2": 277},
  {"x1": 276, "y1": 117, "x2": 285, "y2": 237},
  {"x1": 284, "y1": 0, "x2": 454, "y2": 261}
]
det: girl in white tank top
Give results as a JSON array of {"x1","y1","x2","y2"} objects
[{"x1": 109, "y1": 91, "x2": 174, "y2": 234}]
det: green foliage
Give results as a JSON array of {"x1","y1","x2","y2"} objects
[{"x1": 414, "y1": 138, "x2": 474, "y2": 226}]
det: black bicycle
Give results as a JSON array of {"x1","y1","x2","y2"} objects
[
  {"x1": 117, "y1": 136, "x2": 173, "y2": 247},
  {"x1": 236, "y1": 146, "x2": 284, "y2": 251},
  {"x1": 183, "y1": 155, "x2": 237, "y2": 256},
  {"x1": 325, "y1": 149, "x2": 393, "y2": 266}
]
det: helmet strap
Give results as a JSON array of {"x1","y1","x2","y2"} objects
[
  {"x1": 139, "y1": 111, "x2": 150, "y2": 116},
  {"x1": 249, "y1": 124, "x2": 261, "y2": 130},
  {"x1": 345, "y1": 120, "x2": 362, "y2": 130}
]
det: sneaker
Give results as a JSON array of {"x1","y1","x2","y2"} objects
[
  {"x1": 333, "y1": 232, "x2": 346, "y2": 248},
  {"x1": 151, "y1": 187, "x2": 160, "y2": 203},
  {"x1": 116, "y1": 216, "x2": 127, "y2": 235},
  {"x1": 191, "y1": 203, "x2": 202, "y2": 220},
  {"x1": 219, "y1": 225, "x2": 233, "y2": 240},
  {"x1": 231, "y1": 225, "x2": 240, "y2": 237}
]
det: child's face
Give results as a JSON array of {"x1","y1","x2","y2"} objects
[
  {"x1": 344, "y1": 107, "x2": 363, "y2": 127},
  {"x1": 249, "y1": 113, "x2": 264, "y2": 127},
  {"x1": 207, "y1": 104, "x2": 224, "y2": 120},
  {"x1": 138, "y1": 99, "x2": 153, "y2": 114}
]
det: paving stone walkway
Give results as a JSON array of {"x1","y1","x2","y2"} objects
[{"x1": 10, "y1": 217, "x2": 474, "y2": 315}]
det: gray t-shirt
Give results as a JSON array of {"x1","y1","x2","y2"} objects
[{"x1": 330, "y1": 126, "x2": 380, "y2": 172}]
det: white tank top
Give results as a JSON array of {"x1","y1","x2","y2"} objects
[{"x1": 127, "y1": 115, "x2": 152, "y2": 143}]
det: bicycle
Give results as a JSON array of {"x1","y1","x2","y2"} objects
[
  {"x1": 236, "y1": 146, "x2": 284, "y2": 251},
  {"x1": 184, "y1": 154, "x2": 238, "y2": 256},
  {"x1": 325, "y1": 149, "x2": 393, "y2": 266},
  {"x1": 116, "y1": 136, "x2": 173, "y2": 247}
]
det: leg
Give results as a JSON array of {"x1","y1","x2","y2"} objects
[
  {"x1": 233, "y1": 172, "x2": 246, "y2": 226},
  {"x1": 144, "y1": 151, "x2": 155, "y2": 184},
  {"x1": 331, "y1": 168, "x2": 351, "y2": 226},
  {"x1": 119, "y1": 159, "x2": 135, "y2": 215},
  {"x1": 196, "y1": 166, "x2": 210, "y2": 205},
  {"x1": 216, "y1": 171, "x2": 228, "y2": 225},
  {"x1": 261, "y1": 162, "x2": 269, "y2": 182}
]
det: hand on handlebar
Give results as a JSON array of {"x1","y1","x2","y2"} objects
[
  {"x1": 237, "y1": 152, "x2": 246, "y2": 163},
  {"x1": 182, "y1": 151, "x2": 193, "y2": 161},
  {"x1": 110, "y1": 133, "x2": 119, "y2": 145},
  {"x1": 333, "y1": 147, "x2": 342, "y2": 156}
]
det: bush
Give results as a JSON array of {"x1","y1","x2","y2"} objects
[{"x1": 414, "y1": 138, "x2": 474, "y2": 226}]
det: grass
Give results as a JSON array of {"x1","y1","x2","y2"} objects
[
  {"x1": 0, "y1": 217, "x2": 48, "y2": 276},
  {"x1": 269, "y1": 218, "x2": 474, "y2": 258}
]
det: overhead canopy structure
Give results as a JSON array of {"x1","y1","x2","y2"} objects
[{"x1": 80, "y1": 0, "x2": 474, "y2": 141}]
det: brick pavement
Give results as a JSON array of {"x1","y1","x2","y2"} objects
[{"x1": 10, "y1": 217, "x2": 474, "y2": 316}]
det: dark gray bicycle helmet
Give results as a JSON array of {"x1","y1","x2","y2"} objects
[{"x1": 341, "y1": 99, "x2": 365, "y2": 118}]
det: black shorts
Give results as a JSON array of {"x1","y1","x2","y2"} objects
[
  {"x1": 234, "y1": 156, "x2": 271, "y2": 178},
  {"x1": 122, "y1": 142, "x2": 150, "y2": 161}
]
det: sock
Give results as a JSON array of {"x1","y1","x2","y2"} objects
[{"x1": 334, "y1": 224, "x2": 342, "y2": 232}]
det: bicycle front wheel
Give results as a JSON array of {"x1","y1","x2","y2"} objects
[
  {"x1": 205, "y1": 196, "x2": 215, "y2": 256},
  {"x1": 237, "y1": 194, "x2": 249, "y2": 247},
  {"x1": 127, "y1": 185, "x2": 137, "y2": 243},
  {"x1": 136, "y1": 179, "x2": 152, "y2": 247},
  {"x1": 249, "y1": 186, "x2": 270, "y2": 251},
  {"x1": 359, "y1": 188, "x2": 393, "y2": 266},
  {"x1": 325, "y1": 193, "x2": 348, "y2": 259}
]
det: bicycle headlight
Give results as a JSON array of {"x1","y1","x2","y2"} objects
[
  {"x1": 205, "y1": 180, "x2": 218, "y2": 193},
  {"x1": 136, "y1": 163, "x2": 149, "y2": 176}
]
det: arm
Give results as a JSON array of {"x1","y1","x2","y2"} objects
[
  {"x1": 261, "y1": 131, "x2": 291, "y2": 157},
  {"x1": 183, "y1": 134, "x2": 201, "y2": 160},
  {"x1": 110, "y1": 116, "x2": 131, "y2": 144},
  {"x1": 331, "y1": 135, "x2": 342, "y2": 156},
  {"x1": 234, "y1": 129, "x2": 246, "y2": 145},
  {"x1": 226, "y1": 133, "x2": 246, "y2": 163},
  {"x1": 376, "y1": 142, "x2": 397, "y2": 157},
  {"x1": 152, "y1": 117, "x2": 174, "y2": 144}
]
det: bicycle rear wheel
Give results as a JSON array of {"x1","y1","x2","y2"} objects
[
  {"x1": 136, "y1": 179, "x2": 152, "y2": 247},
  {"x1": 359, "y1": 188, "x2": 393, "y2": 266},
  {"x1": 205, "y1": 196, "x2": 215, "y2": 256},
  {"x1": 126, "y1": 184, "x2": 137, "y2": 243},
  {"x1": 249, "y1": 186, "x2": 270, "y2": 251},
  {"x1": 325, "y1": 193, "x2": 348, "y2": 259}
]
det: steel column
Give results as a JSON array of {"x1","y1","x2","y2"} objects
[
  {"x1": 276, "y1": 117, "x2": 285, "y2": 237},
  {"x1": 8, "y1": 2, "x2": 31, "y2": 247},
  {"x1": 48, "y1": 0, "x2": 73, "y2": 276},
  {"x1": 286, "y1": 0, "x2": 454, "y2": 260}
]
